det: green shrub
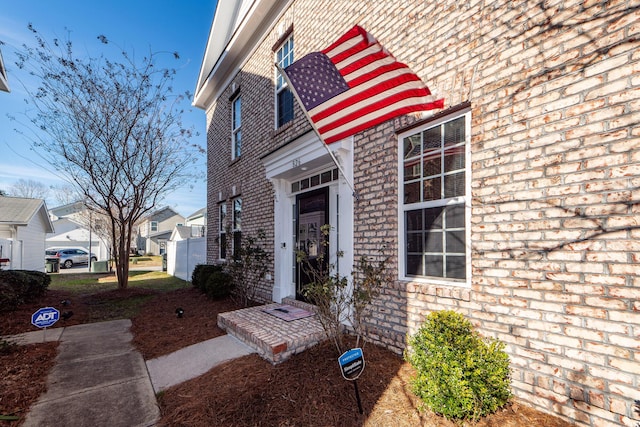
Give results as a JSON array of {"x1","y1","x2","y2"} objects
[
  {"x1": 0, "y1": 270, "x2": 51, "y2": 312},
  {"x1": 191, "y1": 264, "x2": 224, "y2": 291},
  {"x1": 405, "y1": 310, "x2": 511, "y2": 421},
  {"x1": 203, "y1": 270, "x2": 232, "y2": 299},
  {"x1": 0, "y1": 280, "x2": 21, "y2": 311}
]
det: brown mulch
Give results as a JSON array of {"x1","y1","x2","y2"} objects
[
  {"x1": 130, "y1": 287, "x2": 241, "y2": 359},
  {"x1": 156, "y1": 338, "x2": 574, "y2": 427},
  {"x1": 0, "y1": 342, "x2": 58, "y2": 425},
  {"x1": 1, "y1": 286, "x2": 575, "y2": 427},
  {"x1": 0, "y1": 290, "x2": 85, "y2": 336}
]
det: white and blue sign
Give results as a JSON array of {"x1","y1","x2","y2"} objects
[
  {"x1": 338, "y1": 348, "x2": 365, "y2": 380},
  {"x1": 31, "y1": 307, "x2": 60, "y2": 329}
]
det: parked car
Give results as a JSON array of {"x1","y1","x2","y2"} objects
[{"x1": 45, "y1": 247, "x2": 97, "y2": 269}]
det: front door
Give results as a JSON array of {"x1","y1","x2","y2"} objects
[{"x1": 295, "y1": 187, "x2": 329, "y2": 300}]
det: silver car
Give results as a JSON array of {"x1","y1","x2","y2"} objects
[{"x1": 45, "y1": 247, "x2": 97, "y2": 269}]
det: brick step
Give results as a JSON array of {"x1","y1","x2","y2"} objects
[{"x1": 218, "y1": 301, "x2": 327, "y2": 364}]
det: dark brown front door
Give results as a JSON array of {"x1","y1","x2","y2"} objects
[{"x1": 295, "y1": 187, "x2": 329, "y2": 300}]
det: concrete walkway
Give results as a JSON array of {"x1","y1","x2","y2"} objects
[
  {"x1": 146, "y1": 335, "x2": 255, "y2": 392},
  {"x1": 3, "y1": 319, "x2": 256, "y2": 426},
  {"x1": 21, "y1": 319, "x2": 159, "y2": 427}
]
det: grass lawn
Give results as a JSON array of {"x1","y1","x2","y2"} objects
[
  {"x1": 46, "y1": 270, "x2": 189, "y2": 323},
  {"x1": 50, "y1": 271, "x2": 187, "y2": 295}
]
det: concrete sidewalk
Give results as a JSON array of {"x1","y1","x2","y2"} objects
[
  {"x1": 3, "y1": 319, "x2": 256, "y2": 426},
  {"x1": 146, "y1": 335, "x2": 255, "y2": 392},
  {"x1": 21, "y1": 320, "x2": 160, "y2": 427}
]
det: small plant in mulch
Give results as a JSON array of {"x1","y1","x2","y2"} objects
[
  {"x1": 297, "y1": 224, "x2": 391, "y2": 354},
  {"x1": 405, "y1": 310, "x2": 511, "y2": 422}
]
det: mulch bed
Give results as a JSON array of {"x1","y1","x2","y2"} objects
[
  {"x1": 1, "y1": 286, "x2": 575, "y2": 427},
  {"x1": 0, "y1": 290, "x2": 84, "y2": 336},
  {"x1": 130, "y1": 287, "x2": 241, "y2": 359},
  {"x1": 156, "y1": 338, "x2": 575, "y2": 427},
  {"x1": 0, "y1": 342, "x2": 58, "y2": 426}
]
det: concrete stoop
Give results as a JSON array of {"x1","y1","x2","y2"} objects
[{"x1": 218, "y1": 297, "x2": 327, "y2": 364}]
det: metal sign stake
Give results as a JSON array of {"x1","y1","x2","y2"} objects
[
  {"x1": 338, "y1": 348, "x2": 366, "y2": 414},
  {"x1": 354, "y1": 380, "x2": 363, "y2": 414}
]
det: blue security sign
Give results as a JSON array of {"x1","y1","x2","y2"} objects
[
  {"x1": 338, "y1": 348, "x2": 365, "y2": 380},
  {"x1": 31, "y1": 307, "x2": 60, "y2": 328}
]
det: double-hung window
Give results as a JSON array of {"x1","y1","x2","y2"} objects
[
  {"x1": 231, "y1": 94, "x2": 242, "y2": 159},
  {"x1": 232, "y1": 198, "x2": 242, "y2": 258},
  {"x1": 399, "y1": 109, "x2": 471, "y2": 284},
  {"x1": 275, "y1": 34, "x2": 294, "y2": 128},
  {"x1": 219, "y1": 203, "x2": 227, "y2": 260}
]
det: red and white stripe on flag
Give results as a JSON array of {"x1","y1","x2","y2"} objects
[{"x1": 284, "y1": 25, "x2": 444, "y2": 144}]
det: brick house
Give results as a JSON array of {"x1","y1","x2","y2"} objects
[{"x1": 194, "y1": 1, "x2": 640, "y2": 425}]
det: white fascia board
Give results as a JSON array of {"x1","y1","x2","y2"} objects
[
  {"x1": 193, "y1": 0, "x2": 293, "y2": 110},
  {"x1": 0, "y1": 49, "x2": 9, "y2": 93}
]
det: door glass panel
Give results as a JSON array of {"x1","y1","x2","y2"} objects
[{"x1": 296, "y1": 188, "x2": 329, "y2": 300}]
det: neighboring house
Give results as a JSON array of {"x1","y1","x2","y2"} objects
[
  {"x1": 167, "y1": 207, "x2": 207, "y2": 280},
  {"x1": 47, "y1": 202, "x2": 110, "y2": 261},
  {"x1": 167, "y1": 207, "x2": 207, "y2": 243},
  {"x1": 0, "y1": 48, "x2": 9, "y2": 93},
  {"x1": 135, "y1": 206, "x2": 185, "y2": 255},
  {"x1": 0, "y1": 197, "x2": 54, "y2": 271},
  {"x1": 184, "y1": 207, "x2": 207, "y2": 238},
  {"x1": 194, "y1": 2, "x2": 639, "y2": 426}
]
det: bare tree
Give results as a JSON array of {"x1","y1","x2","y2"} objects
[
  {"x1": 50, "y1": 184, "x2": 81, "y2": 207},
  {"x1": 10, "y1": 178, "x2": 49, "y2": 199},
  {"x1": 11, "y1": 26, "x2": 200, "y2": 289}
]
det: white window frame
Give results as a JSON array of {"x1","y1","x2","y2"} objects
[
  {"x1": 231, "y1": 94, "x2": 241, "y2": 160},
  {"x1": 274, "y1": 34, "x2": 294, "y2": 128},
  {"x1": 150, "y1": 221, "x2": 158, "y2": 233},
  {"x1": 397, "y1": 108, "x2": 472, "y2": 287}
]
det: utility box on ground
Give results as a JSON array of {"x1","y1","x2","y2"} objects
[{"x1": 91, "y1": 260, "x2": 109, "y2": 273}]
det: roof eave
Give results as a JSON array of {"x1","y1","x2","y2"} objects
[
  {"x1": 193, "y1": 0, "x2": 293, "y2": 110},
  {"x1": 0, "y1": 49, "x2": 10, "y2": 93}
]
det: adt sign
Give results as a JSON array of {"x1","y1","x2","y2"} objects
[{"x1": 31, "y1": 307, "x2": 60, "y2": 329}]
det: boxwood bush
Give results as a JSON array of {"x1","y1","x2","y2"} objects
[
  {"x1": 405, "y1": 310, "x2": 511, "y2": 421},
  {"x1": 191, "y1": 264, "x2": 222, "y2": 290},
  {"x1": 203, "y1": 270, "x2": 232, "y2": 300},
  {"x1": 0, "y1": 270, "x2": 51, "y2": 312},
  {"x1": 191, "y1": 264, "x2": 232, "y2": 299}
]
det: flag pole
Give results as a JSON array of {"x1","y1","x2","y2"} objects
[{"x1": 276, "y1": 62, "x2": 359, "y2": 200}]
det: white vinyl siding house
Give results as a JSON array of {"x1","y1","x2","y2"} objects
[{"x1": 0, "y1": 197, "x2": 54, "y2": 271}]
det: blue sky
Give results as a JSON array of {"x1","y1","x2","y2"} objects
[{"x1": 0, "y1": 1, "x2": 217, "y2": 217}]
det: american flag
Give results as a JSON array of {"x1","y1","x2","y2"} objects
[{"x1": 284, "y1": 25, "x2": 444, "y2": 144}]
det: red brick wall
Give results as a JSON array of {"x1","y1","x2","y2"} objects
[{"x1": 203, "y1": 1, "x2": 640, "y2": 425}]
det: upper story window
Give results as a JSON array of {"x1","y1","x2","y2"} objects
[
  {"x1": 232, "y1": 94, "x2": 242, "y2": 159},
  {"x1": 399, "y1": 109, "x2": 471, "y2": 285},
  {"x1": 150, "y1": 221, "x2": 158, "y2": 232},
  {"x1": 275, "y1": 34, "x2": 294, "y2": 128}
]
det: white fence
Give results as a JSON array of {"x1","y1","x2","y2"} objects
[{"x1": 167, "y1": 237, "x2": 206, "y2": 281}]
